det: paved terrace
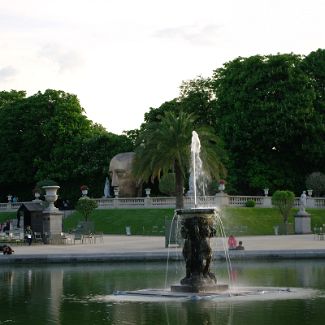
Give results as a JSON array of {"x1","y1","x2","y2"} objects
[{"x1": 1, "y1": 234, "x2": 325, "y2": 264}]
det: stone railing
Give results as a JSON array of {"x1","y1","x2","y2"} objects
[
  {"x1": 1, "y1": 195, "x2": 324, "y2": 212},
  {"x1": 92, "y1": 194, "x2": 325, "y2": 209}
]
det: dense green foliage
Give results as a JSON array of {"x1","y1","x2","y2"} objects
[
  {"x1": 1, "y1": 49, "x2": 324, "y2": 200},
  {"x1": 139, "y1": 50, "x2": 325, "y2": 196},
  {"x1": 0, "y1": 89, "x2": 133, "y2": 203},
  {"x1": 212, "y1": 52, "x2": 324, "y2": 194},
  {"x1": 133, "y1": 111, "x2": 226, "y2": 208}
]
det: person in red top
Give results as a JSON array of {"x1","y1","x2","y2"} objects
[{"x1": 228, "y1": 235, "x2": 237, "y2": 250}]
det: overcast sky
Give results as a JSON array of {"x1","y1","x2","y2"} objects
[{"x1": 0, "y1": 0, "x2": 324, "y2": 134}]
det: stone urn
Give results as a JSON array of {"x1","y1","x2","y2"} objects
[
  {"x1": 145, "y1": 188, "x2": 151, "y2": 197},
  {"x1": 43, "y1": 185, "x2": 60, "y2": 212},
  {"x1": 114, "y1": 187, "x2": 119, "y2": 198}
]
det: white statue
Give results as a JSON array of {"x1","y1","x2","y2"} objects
[
  {"x1": 299, "y1": 191, "x2": 307, "y2": 211},
  {"x1": 103, "y1": 177, "x2": 110, "y2": 198}
]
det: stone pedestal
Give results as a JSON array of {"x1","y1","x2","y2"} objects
[
  {"x1": 42, "y1": 211, "x2": 63, "y2": 235},
  {"x1": 214, "y1": 193, "x2": 229, "y2": 207},
  {"x1": 42, "y1": 185, "x2": 63, "y2": 236},
  {"x1": 295, "y1": 211, "x2": 311, "y2": 234}
]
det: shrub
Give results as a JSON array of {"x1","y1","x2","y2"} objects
[
  {"x1": 306, "y1": 172, "x2": 325, "y2": 196},
  {"x1": 75, "y1": 197, "x2": 98, "y2": 221},
  {"x1": 245, "y1": 200, "x2": 256, "y2": 207},
  {"x1": 271, "y1": 190, "x2": 295, "y2": 233}
]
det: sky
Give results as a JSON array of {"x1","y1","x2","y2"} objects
[{"x1": 0, "y1": 0, "x2": 324, "y2": 134}]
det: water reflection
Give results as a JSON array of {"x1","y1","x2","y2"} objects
[{"x1": 0, "y1": 261, "x2": 325, "y2": 325}]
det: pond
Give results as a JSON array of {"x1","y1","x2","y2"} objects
[{"x1": 1, "y1": 260, "x2": 325, "y2": 324}]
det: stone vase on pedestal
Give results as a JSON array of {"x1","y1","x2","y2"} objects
[
  {"x1": 42, "y1": 185, "x2": 63, "y2": 237},
  {"x1": 43, "y1": 186, "x2": 60, "y2": 212}
]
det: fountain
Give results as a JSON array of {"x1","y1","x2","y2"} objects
[
  {"x1": 171, "y1": 131, "x2": 228, "y2": 293},
  {"x1": 109, "y1": 131, "x2": 315, "y2": 302}
]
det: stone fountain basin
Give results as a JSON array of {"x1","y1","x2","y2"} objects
[{"x1": 103, "y1": 286, "x2": 318, "y2": 303}]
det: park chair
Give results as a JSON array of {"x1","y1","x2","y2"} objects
[
  {"x1": 73, "y1": 232, "x2": 84, "y2": 244},
  {"x1": 34, "y1": 232, "x2": 43, "y2": 243},
  {"x1": 94, "y1": 232, "x2": 104, "y2": 244}
]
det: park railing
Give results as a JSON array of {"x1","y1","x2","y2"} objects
[
  {"x1": 91, "y1": 194, "x2": 324, "y2": 209},
  {"x1": 1, "y1": 195, "x2": 324, "y2": 212}
]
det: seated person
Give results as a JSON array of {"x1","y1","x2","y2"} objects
[
  {"x1": 228, "y1": 235, "x2": 237, "y2": 250},
  {"x1": 236, "y1": 241, "x2": 245, "y2": 250},
  {"x1": 0, "y1": 245, "x2": 14, "y2": 255}
]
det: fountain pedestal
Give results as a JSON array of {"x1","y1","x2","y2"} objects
[{"x1": 171, "y1": 208, "x2": 228, "y2": 293}]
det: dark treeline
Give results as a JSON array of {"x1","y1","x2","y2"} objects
[
  {"x1": 1, "y1": 49, "x2": 324, "y2": 202},
  {"x1": 129, "y1": 49, "x2": 325, "y2": 195},
  {"x1": 0, "y1": 89, "x2": 133, "y2": 203}
]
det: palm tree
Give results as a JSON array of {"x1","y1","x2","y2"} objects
[{"x1": 133, "y1": 111, "x2": 226, "y2": 209}]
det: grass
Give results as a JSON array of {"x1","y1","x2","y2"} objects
[
  {"x1": 0, "y1": 212, "x2": 16, "y2": 223},
  {"x1": 2, "y1": 207, "x2": 325, "y2": 236},
  {"x1": 63, "y1": 208, "x2": 174, "y2": 235}
]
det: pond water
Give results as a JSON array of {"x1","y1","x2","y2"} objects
[{"x1": 1, "y1": 260, "x2": 325, "y2": 324}]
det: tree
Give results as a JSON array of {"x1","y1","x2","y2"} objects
[
  {"x1": 133, "y1": 111, "x2": 226, "y2": 209},
  {"x1": 0, "y1": 89, "x2": 133, "y2": 202},
  {"x1": 212, "y1": 53, "x2": 318, "y2": 193},
  {"x1": 178, "y1": 76, "x2": 217, "y2": 128},
  {"x1": 305, "y1": 172, "x2": 325, "y2": 197},
  {"x1": 0, "y1": 90, "x2": 26, "y2": 109},
  {"x1": 75, "y1": 197, "x2": 98, "y2": 222},
  {"x1": 301, "y1": 49, "x2": 325, "y2": 171},
  {"x1": 271, "y1": 190, "x2": 295, "y2": 234}
]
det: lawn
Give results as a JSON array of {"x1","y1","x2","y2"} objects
[
  {"x1": 2, "y1": 207, "x2": 325, "y2": 236},
  {"x1": 63, "y1": 208, "x2": 174, "y2": 235}
]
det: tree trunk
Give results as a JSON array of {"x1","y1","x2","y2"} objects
[{"x1": 174, "y1": 160, "x2": 184, "y2": 209}]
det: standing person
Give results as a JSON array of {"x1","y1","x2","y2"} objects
[
  {"x1": 228, "y1": 235, "x2": 237, "y2": 250},
  {"x1": 3, "y1": 220, "x2": 10, "y2": 233},
  {"x1": 25, "y1": 226, "x2": 33, "y2": 246}
]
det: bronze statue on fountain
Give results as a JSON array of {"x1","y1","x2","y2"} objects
[{"x1": 171, "y1": 208, "x2": 228, "y2": 293}]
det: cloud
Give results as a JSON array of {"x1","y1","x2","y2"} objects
[
  {"x1": 153, "y1": 23, "x2": 222, "y2": 46},
  {"x1": 0, "y1": 66, "x2": 17, "y2": 81},
  {"x1": 39, "y1": 44, "x2": 83, "y2": 72}
]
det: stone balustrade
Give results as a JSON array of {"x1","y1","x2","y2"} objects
[{"x1": 1, "y1": 195, "x2": 324, "y2": 212}]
